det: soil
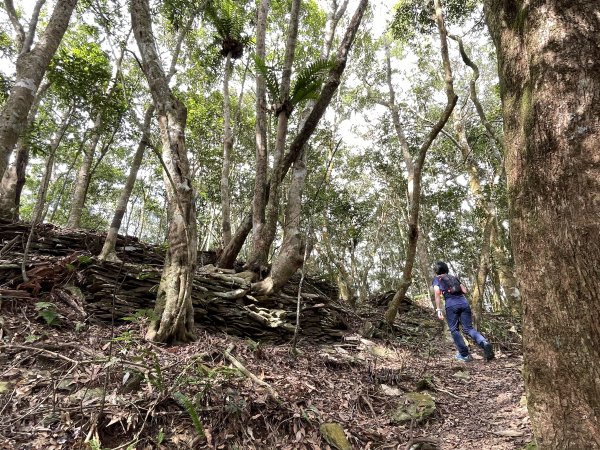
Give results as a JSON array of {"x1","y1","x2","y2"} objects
[{"x1": 0, "y1": 295, "x2": 532, "y2": 450}]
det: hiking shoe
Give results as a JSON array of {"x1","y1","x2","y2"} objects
[
  {"x1": 455, "y1": 353, "x2": 473, "y2": 362},
  {"x1": 483, "y1": 342, "x2": 495, "y2": 361}
]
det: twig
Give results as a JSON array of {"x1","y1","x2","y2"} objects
[
  {"x1": 224, "y1": 344, "x2": 278, "y2": 398},
  {"x1": 360, "y1": 394, "x2": 376, "y2": 418},
  {"x1": 0, "y1": 344, "x2": 78, "y2": 364},
  {"x1": 433, "y1": 386, "x2": 464, "y2": 399}
]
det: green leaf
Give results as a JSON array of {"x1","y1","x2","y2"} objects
[
  {"x1": 173, "y1": 391, "x2": 206, "y2": 439},
  {"x1": 253, "y1": 54, "x2": 280, "y2": 103},
  {"x1": 290, "y1": 58, "x2": 335, "y2": 107}
]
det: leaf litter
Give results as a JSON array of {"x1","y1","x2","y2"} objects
[{"x1": 0, "y1": 295, "x2": 531, "y2": 449}]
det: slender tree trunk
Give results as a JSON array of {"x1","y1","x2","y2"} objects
[
  {"x1": 453, "y1": 108, "x2": 497, "y2": 320},
  {"x1": 220, "y1": 52, "x2": 234, "y2": 247},
  {"x1": 384, "y1": 0, "x2": 458, "y2": 325},
  {"x1": 252, "y1": 148, "x2": 307, "y2": 295},
  {"x1": 218, "y1": 0, "x2": 369, "y2": 270},
  {"x1": 470, "y1": 212, "x2": 493, "y2": 322},
  {"x1": 250, "y1": 0, "x2": 270, "y2": 266},
  {"x1": 0, "y1": 81, "x2": 49, "y2": 221},
  {"x1": 485, "y1": 1, "x2": 600, "y2": 447},
  {"x1": 131, "y1": 0, "x2": 197, "y2": 343},
  {"x1": 219, "y1": 58, "x2": 234, "y2": 245},
  {"x1": 66, "y1": 112, "x2": 103, "y2": 228},
  {"x1": 21, "y1": 104, "x2": 73, "y2": 280},
  {"x1": 490, "y1": 219, "x2": 520, "y2": 314},
  {"x1": 0, "y1": 0, "x2": 77, "y2": 179},
  {"x1": 98, "y1": 107, "x2": 154, "y2": 261},
  {"x1": 248, "y1": 0, "x2": 301, "y2": 271}
]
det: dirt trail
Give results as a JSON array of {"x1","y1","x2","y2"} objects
[{"x1": 429, "y1": 343, "x2": 531, "y2": 449}]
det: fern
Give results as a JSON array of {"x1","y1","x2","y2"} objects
[
  {"x1": 205, "y1": 0, "x2": 248, "y2": 58},
  {"x1": 173, "y1": 391, "x2": 206, "y2": 440},
  {"x1": 290, "y1": 58, "x2": 335, "y2": 107},
  {"x1": 253, "y1": 54, "x2": 280, "y2": 103}
]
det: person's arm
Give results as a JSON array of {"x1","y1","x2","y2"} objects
[
  {"x1": 434, "y1": 285, "x2": 444, "y2": 320},
  {"x1": 460, "y1": 283, "x2": 468, "y2": 294}
]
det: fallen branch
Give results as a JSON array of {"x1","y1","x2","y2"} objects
[
  {"x1": 433, "y1": 386, "x2": 464, "y2": 399},
  {"x1": 1, "y1": 344, "x2": 79, "y2": 364},
  {"x1": 224, "y1": 344, "x2": 278, "y2": 399}
]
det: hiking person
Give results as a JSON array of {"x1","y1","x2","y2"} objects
[{"x1": 432, "y1": 261, "x2": 495, "y2": 362}]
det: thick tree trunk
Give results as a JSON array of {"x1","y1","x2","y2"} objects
[
  {"x1": 485, "y1": 1, "x2": 600, "y2": 448},
  {"x1": 98, "y1": 107, "x2": 153, "y2": 262},
  {"x1": 384, "y1": 0, "x2": 458, "y2": 325},
  {"x1": 0, "y1": 81, "x2": 49, "y2": 221},
  {"x1": 131, "y1": 0, "x2": 197, "y2": 343},
  {"x1": 0, "y1": 0, "x2": 77, "y2": 178}
]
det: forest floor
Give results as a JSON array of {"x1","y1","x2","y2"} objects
[{"x1": 0, "y1": 295, "x2": 532, "y2": 450}]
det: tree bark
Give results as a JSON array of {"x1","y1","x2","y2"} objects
[
  {"x1": 247, "y1": 0, "x2": 301, "y2": 271},
  {"x1": 220, "y1": 52, "x2": 234, "y2": 247},
  {"x1": 66, "y1": 112, "x2": 103, "y2": 228},
  {"x1": 218, "y1": 0, "x2": 369, "y2": 270},
  {"x1": 253, "y1": 148, "x2": 307, "y2": 296},
  {"x1": 485, "y1": 1, "x2": 600, "y2": 447},
  {"x1": 131, "y1": 0, "x2": 197, "y2": 343},
  {"x1": 0, "y1": 81, "x2": 49, "y2": 221},
  {"x1": 0, "y1": 0, "x2": 78, "y2": 179},
  {"x1": 384, "y1": 0, "x2": 458, "y2": 325},
  {"x1": 98, "y1": 106, "x2": 154, "y2": 262},
  {"x1": 250, "y1": 0, "x2": 270, "y2": 267}
]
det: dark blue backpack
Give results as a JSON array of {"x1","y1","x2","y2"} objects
[{"x1": 438, "y1": 274, "x2": 463, "y2": 295}]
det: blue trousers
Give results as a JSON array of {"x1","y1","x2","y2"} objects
[{"x1": 445, "y1": 302, "x2": 487, "y2": 356}]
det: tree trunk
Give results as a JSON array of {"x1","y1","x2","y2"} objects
[
  {"x1": 490, "y1": 218, "x2": 520, "y2": 314},
  {"x1": 252, "y1": 0, "x2": 358, "y2": 292},
  {"x1": 253, "y1": 148, "x2": 307, "y2": 296},
  {"x1": 98, "y1": 106, "x2": 153, "y2": 262},
  {"x1": 220, "y1": 52, "x2": 234, "y2": 247},
  {"x1": 218, "y1": 0, "x2": 369, "y2": 270},
  {"x1": 250, "y1": 0, "x2": 270, "y2": 267},
  {"x1": 0, "y1": 81, "x2": 49, "y2": 221},
  {"x1": 485, "y1": 1, "x2": 600, "y2": 447},
  {"x1": 66, "y1": 112, "x2": 103, "y2": 228},
  {"x1": 470, "y1": 212, "x2": 493, "y2": 322},
  {"x1": 32, "y1": 105, "x2": 74, "y2": 224},
  {"x1": 384, "y1": 0, "x2": 458, "y2": 325},
  {"x1": 248, "y1": 0, "x2": 301, "y2": 271},
  {"x1": 131, "y1": 0, "x2": 197, "y2": 344},
  {"x1": 0, "y1": 0, "x2": 78, "y2": 179}
]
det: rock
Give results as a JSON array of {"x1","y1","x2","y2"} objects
[
  {"x1": 452, "y1": 370, "x2": 470, "y2": 381},
  {"x1": 0, "y1": 381, "x2": 9, "y2": 394},
  {"x1": 56, "y1": 376, "x2": 77, "y2": 392},
  {"x1": 70, "y1": 387, "x2": 105, "y2": 405},
  {"x1": 381, "y1": 384, "x2": 403, "y2": 396},
  {"x1": 390, "y1": 392, "x2": 436, "y2": 424},
  {"x1": 320, "y1": 422, "x2": 352, "y2": 450},
  {"x1": 415, "y1": 374, "x2": 435, "y2": 391}
]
